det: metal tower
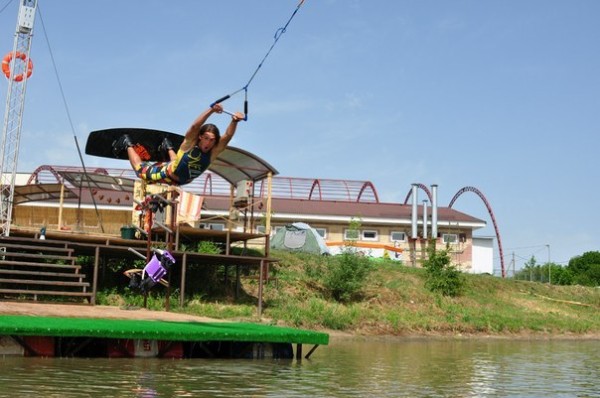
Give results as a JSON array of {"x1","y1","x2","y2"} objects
[{"x1": 0, "y1": 0, "x2": 37, "y2": 236}]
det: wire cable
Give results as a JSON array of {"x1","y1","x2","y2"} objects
[
  {"x1": 211, "y1": 0, "x2": 306, "y2": 120},
  {"x1": 0, "y1": 0, "x2": 15, "y2": 15},
  {"x1": 36, "y1": 4, "x2": 105, "y2": 233}
]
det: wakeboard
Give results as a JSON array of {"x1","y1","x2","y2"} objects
[{"x1": 85, "y1": 128, "x2": 185, "y2": 162}]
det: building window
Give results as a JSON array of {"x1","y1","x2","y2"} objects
[
  {"x1": 362, "y1": 230, "x2": 378, "y2": 241},
  {"x1": 315, "y1": 227, "x2": 327, "y2": 239},
  {"x1": 256, "y1": 225, "x2": 266, "y2": 234},
  {"x1": 344, "y1": 228, "x2": 359, "y2": 240},
  {"x1": 442, "y1": 233, "x2": 458, "y2": 244},
  {"x1": 390, "y1": 231, "x2": 406, "y2": 242},
  {"x1": 200, "y1": 223, "x2": 224, "y2": 231}
]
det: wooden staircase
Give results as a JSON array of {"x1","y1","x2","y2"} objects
[{"x1": 0, "y1": 238, "x2": 93, "y2": 302}]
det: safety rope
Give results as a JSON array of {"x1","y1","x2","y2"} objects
[
  {"x1": 211, "y1": 0, "x2": 306, "y2": 120},
  {"x1": 37, "y1": 5, "x2": 105, "y2": 233}
]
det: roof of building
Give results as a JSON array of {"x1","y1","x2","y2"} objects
[
  {"x1": 17, "y1": 164, "x2": 485, "y2": 228},
  {"x1": 28, "y1": 146, "x2": 277, "y2": 188},
  {"x1": 13, "y1": 183, "x2": 77, "y2": 205},
  {"x1": 202, "y1": 196, "x2": 486, "y2": 227}
]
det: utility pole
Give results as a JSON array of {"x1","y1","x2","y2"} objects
[
  {"x1": 511, "y1": 253, "x2": 515, "y2": 277},
  {"x1": 547, "y1": 244, "x2": 551, "y2": 284}
]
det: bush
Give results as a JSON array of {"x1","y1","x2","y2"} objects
[
  {"x1": 322, "y1": 252, "x2": 371, "y2": 303},
  {"x1": 423, "y1": 246, "x2": 464, "y2": 297},
  {"x1": 568, "y1": 252, "x2": 600, "y2": 287},
  {"x1": 197, "y1": 241, "x2": 222, "y2": 254}
]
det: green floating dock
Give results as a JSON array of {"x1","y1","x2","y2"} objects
[{"x1": 0, "y1": 315, "x2": 329, "y2": 346}]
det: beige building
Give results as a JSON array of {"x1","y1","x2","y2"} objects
[{"x1": 11, "y1": 163, "x2": 491, "y2": 273}]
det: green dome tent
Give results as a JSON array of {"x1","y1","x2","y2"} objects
[{"x1": 270, "y1": 222, "x2": 330, "y2": 255}]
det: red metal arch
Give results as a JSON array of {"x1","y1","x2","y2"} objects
[
  {"x1": 308, "y1": 179, "x2": 323, "y2": 200},
  {"x1": 199, "y1": 173, "x2": 214, "y2": 196},
  {"x1": 403, "y1": 183, "x2": 433, "y2": 205},
  {"x1": 27, "y1": 165, "x2": 63, "y2": 185},
  {"x1": 357, "y1": 181, "x2": 379, "y2": 203},
  {"x1": 286, "y1": 177, "x2": 294, "y2": 198},
  {"x1": 342, "y1": 180, "x2": 351, "y2": 201},
  {"x1": 448, "y1": 186, "x2": 506, "y2": 278},
  {"x1": 27, "y1": 166, "x2": 110, "y2": 185},
  {"x1": 92, "y1": 168, "x2": 109, "y2": 175}
]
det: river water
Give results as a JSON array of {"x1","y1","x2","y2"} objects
[{"x1": 0, "y1": 337, "x2": 598, "y2": 397}]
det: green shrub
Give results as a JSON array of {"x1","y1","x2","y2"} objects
[
  {"x1": 423, "y1": 245, "x2": 464, "y2": 297},
  {"x1": 322, "y1": 252, "x2": 371, "y2": 303},
  {"x1": 568, "y1": 252, "x2": 600, "y2": 287},
  {"x1": 197, "y1": 241, "x2": 222, "y2": 254}
]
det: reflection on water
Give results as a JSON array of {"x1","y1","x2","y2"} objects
[{"x1": 0, "y1": 338, "x2": 598, "y2": 397}]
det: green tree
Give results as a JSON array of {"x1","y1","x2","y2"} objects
[
  {"x1": 319, "y1": 217, "x2": 371, "y2": 302},
  {"x1": 551, "y1": 265, "x2": 573, "y2": 285},
  {"x1": 514, "y1": 256, "x2": 572, "y2": 285},
  {"x1": 423, "y1": 245, "x2": 464, "y2": 297},
  {"x1": 322, "y1": 252, "x2": 371, "y2": 303},
  {"x1": 515, "y1": 256, "x2": 538, "y2": 281},
  {"x1": 568, "y1": 251, "x2": 600, "y2": 286},
  {"x1": 344, "y1": 217, "x2": 361, "y2": 243}
]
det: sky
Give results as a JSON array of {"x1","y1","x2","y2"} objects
[{"x1": 0, "y1": 0, "x2": 598, "y2": 274}]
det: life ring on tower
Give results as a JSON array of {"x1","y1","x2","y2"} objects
[{"x1": 2, "y1": 51, "x2": 33, "y2": 82}]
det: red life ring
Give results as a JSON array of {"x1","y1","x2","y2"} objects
[{"x1": 2, "y1": 51, "x2": 33, "y2": 82}]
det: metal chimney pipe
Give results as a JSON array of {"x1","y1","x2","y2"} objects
[
  {"x1": 431, "y1": 184, "x2": 438, "y2": 239},
  {"x1": 422, "y1": 199, "x2": 428, "y2": 239},
  {"x1": 411, "y1": 183, "x2": 418, "y2": 239}
]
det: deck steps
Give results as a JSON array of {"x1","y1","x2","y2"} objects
[{"x1": 0, "y1": 237, "x2": 93, "y2": 302}]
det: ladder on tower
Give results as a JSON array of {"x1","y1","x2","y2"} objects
[{"x1": 0, "y1": 0, "x2": 37, "y2": 237}]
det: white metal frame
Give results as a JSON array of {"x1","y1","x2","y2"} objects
[{"x1": 0, "y1": 0, "x2": 37, "y2": 237}]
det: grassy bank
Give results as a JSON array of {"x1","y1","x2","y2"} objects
[{"x1": 98, "y1": 251, "x2": 600, "y2": 337}]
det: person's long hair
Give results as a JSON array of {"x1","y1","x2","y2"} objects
[{"x1": 199, "y1": 124, "x2": 220, "y2": 146}]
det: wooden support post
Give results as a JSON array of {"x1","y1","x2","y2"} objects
[
  {"x1": 180, "y1": 252, "x2": 187, "y2": 307},
  {"x1": 265, "y1": 172, "x2": 273, "y2": 259},
  {"x1": 143, "y1": 204, "x2": 153, "y2": 309},
  {"x1": 235, "y1": 264, "x2": 240, "y2": 299},
  {"x1": 57, "y1": 183, "x2": 65, "y2": 231},
  {"x1": 265, "y1": 172, "x2": 273, "y2": 235},
  {"x1": 258, "y1": 259, "x2": 264, "y2": 317},
  {"x1": 305, "y1": 344, "x2": 320, "y2": 360},
  {"x1": 226, "y1": 184, "x2": 234, "y2": 256},
  {"x1": 226, "y1": 229, "x2": 231, "y2": 256},
  {"x1": 165, "y1": 264, "x2": 171, "y2": 312},
  {"x1": 91, "y1": 246, "x2": 100, "y2": 305}
]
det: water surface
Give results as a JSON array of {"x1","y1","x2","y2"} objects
[{"x1": 0, "y1": 338, "x2": 598, "y2": 397}]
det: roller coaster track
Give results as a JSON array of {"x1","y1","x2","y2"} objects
[
  {"x1": 403, "y1": 183, "x2": 433, "y2": 204},
  {"x1": 449, "y1": 186, "x2": 505, "y2": 278}
]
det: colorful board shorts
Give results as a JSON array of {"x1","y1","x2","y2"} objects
[{"x1": 134, "y1": 162, "x2": 175, "y2": 185}]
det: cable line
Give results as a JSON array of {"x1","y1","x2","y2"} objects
[
  {"x1": 0, "y1": 0, "x2": 15, "y2": 14},
  {"x1": 211, "y1": 0, "x2": 306, "y2": 120},
  {"x1": 37, "y1": 4, "x2": 105, "y2": 232}
]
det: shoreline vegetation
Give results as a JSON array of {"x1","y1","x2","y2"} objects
[{"x1": 97, "y1": 250, "x2": 600, "y2": 339}]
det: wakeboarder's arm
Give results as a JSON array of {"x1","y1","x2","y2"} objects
[
  {"x1": 211, "y1": 111, "x2": 244, "y2": 161},
  {"x1": 179, "y1": 104, "x2": 223, "y2": 152}
]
